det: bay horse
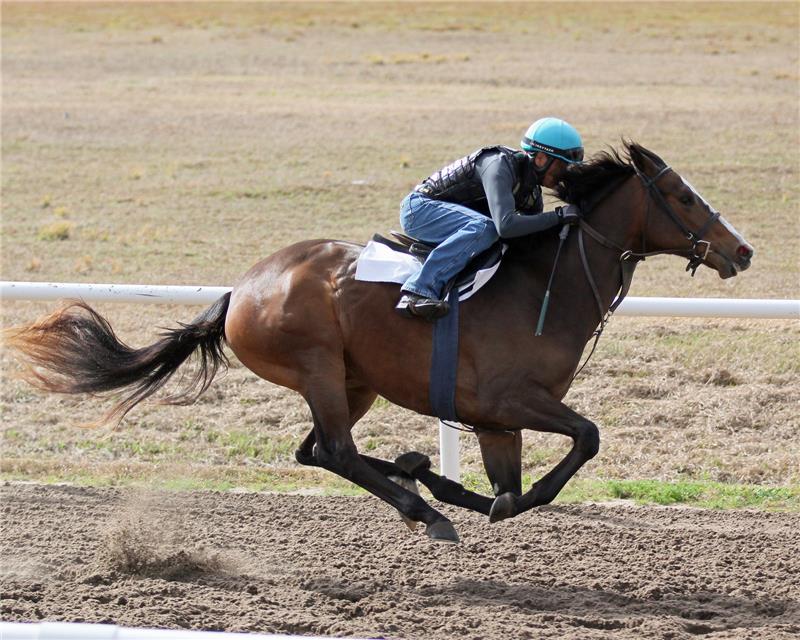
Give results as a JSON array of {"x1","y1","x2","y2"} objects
[{"x1": 6, "y1": 142, "x2": 753, "y2": 543}]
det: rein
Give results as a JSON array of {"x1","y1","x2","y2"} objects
[{"x1": 569, "y1": 163, "x2": 721, "y2": 380}]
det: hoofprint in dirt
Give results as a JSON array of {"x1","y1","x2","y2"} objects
[{"x1": 2, "y1": 483, "x2": 798, "y2": 640}]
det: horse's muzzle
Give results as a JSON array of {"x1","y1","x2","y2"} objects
[
  {"x1": 735, "y1": 243, "x2": 754, "y2": 271},
  {"x1": 719, "y1": 243, "x2": 754, "y2": 278}
]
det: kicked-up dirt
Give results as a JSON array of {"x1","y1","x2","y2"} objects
[{"x1": 1, "y1": 482, "x2": 798, "y2": 639}]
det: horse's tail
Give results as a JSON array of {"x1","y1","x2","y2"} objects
[{"x1": 4, "y1": 292, "x2": 231, "y2": 425}]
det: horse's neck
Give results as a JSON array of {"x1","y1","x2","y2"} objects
[{"x1": 525, "y1": 182, "x2": 643, "y2": 344}]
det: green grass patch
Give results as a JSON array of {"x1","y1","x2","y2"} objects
[
  {"x1": 461, "y1": 472, "x2": 800, "y2": 511},
  {"x1": 606, "y1": 479, "x2": 705, "y2": 504},
  {"x1": 567, "y1": 478, "x2": 800, "y2": 510},
  {"x1": 372, "y1": 396, "x2": 392, "y2": 410}
]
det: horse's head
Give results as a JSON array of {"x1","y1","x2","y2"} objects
[{"x1": 628, "y1": 143, "x2": 754, "y2": 278}]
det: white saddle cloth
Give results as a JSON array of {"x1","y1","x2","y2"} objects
[{"x1": 354, "y1": 240, "x2": 505, "y2": 302}]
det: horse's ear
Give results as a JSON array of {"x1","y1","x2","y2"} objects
[{"x1": 627, "y1": 142, "x2": 663, "y2": 177}]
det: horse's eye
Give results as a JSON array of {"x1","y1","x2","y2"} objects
[{"x1": 679, "y1": 194, "x2": 694, "y2": 206}]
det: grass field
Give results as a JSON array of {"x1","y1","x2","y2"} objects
[{"x1": 2, "y1": 2, "x2": 798, "y2": 507}]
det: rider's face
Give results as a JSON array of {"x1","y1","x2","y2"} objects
[{"x1": 535, "y1": 153, "x2": 567, "y2": 188}]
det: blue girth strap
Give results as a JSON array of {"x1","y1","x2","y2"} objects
[{"x1": 429, "y1": 287, "x2": 460, "y2": 421}]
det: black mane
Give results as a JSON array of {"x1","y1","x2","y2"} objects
[{"x1": 554, "y1": 141, "x2": 666, "y2": 209}]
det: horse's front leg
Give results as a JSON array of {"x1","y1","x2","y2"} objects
[
  {"x1": 475, "y1": 429, "x2": 522, "y2": 496},
  {"x1": 304, "y1": 429, "x2": 495, "y2": 520},
  {"x1": 394, "y1": 451, "x2": 494, "y2": 516},
  {"x1": 485, "y1": 390, "x2": 600, "y2": 523},
  {"x1": 390, "y1": 430, "x2": 523, "y2": 517}
]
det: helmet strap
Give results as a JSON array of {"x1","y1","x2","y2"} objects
[{"x1": 533, "y1": 153, "x2": 556, "y2": 180}]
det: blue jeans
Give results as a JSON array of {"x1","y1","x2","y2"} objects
[{"x1": 399, "y1": 192, "x2": 499, "y2": 299}]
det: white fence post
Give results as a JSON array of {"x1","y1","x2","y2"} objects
[{"x1": 439, "y1": 420, "x2": 461, "y2": 482}]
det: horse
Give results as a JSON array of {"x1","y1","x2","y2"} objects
[{"x1": 6, "y1": 142, "x2": 753, "y2": 543}]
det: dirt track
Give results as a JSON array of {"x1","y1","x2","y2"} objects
[{"x1": 2, "y1": 483, "x2": 798, "y2": 639}]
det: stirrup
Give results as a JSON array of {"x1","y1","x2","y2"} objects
[
  {"x1": 389, "y1": 231, "x2": 435, "y2": 260},
  {"x1": 395, "y1": 293, "x2": 450, "y2": 321}
]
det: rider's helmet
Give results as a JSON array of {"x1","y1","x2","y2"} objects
[{"x1": 521, "y1": 117, "x2": 584, "y2": 164}]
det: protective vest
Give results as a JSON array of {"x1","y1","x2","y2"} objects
[{"x1": 417, "y1": 146, "x2": 543, "y2": 216}]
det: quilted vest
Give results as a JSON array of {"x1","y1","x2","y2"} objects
[{"x1": 417, "y1": 146, "x2": 543, "y2": 215}]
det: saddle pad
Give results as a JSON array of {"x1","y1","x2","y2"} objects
[{"x1": 354, "y1": 240, "x2": 505, "y2": 302}]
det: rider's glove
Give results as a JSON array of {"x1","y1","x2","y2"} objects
[{"x1": 556, "y1": 204, "x2": 581, "y2": 225}]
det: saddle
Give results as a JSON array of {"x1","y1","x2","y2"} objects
[
  {"x1": 373, "y1": 230, "x2": 434, "y2": 259},
  {"x1": 372, "y1": 231, "x2": 504, "y2": 294}
]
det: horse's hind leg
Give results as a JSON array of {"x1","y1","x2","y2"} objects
[
  {"x1": 297, "y1": 384, "x2": 409, "y2": 476},
  {"x1": 298, "y1": 425, "x2": 416, "y2": 482},
  {"x1": 343, "y1": 385, "x2": 494, "y2": 517},
  {"x1": 297, "y1": 427, "x2": 424, "y2": 530},
  {"x1": 297, "y1": 384, "x2": 424, "y2": 530},
  {"x1": 302, "y1": 373, "x2": 459, "y2": 542},
  {"x1": 295, "y1": 429, "x2": 318, "y2": 467}
]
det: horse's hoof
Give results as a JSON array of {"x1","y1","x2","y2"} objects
[
  {"x1": 395, "y1": 451, "x2": 432, "y2": 477},
  {"x1": 388, "y1": 474, "x2": 421, "y2": 531},
  {"x1": 489, "y1": 492, "x2": 517, "y2": 523},
  {"x1": 294, "y1": 448, "x2": 316, "y2": 466},
  {"x1": 425, "y1": 520, "x2": 460, "y2": 544}
]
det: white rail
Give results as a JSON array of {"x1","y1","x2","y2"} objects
[
  {"x1": 0, "y1": 281, "x2": 230, "y2": 305},
  {"x1": 0, "y1": 622, "x2": 361, "y2": 640},
  {"x1": 614, "y1": 296, "x2": 799, "y2": 319},
  {"x1": 2, "y1": 281, "x2": 799, "y2": 319},
  {"x1": 2, "y1": 280, "x2": 798, "y2": 481}
]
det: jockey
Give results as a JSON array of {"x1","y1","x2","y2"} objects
[{"x1": 396, "y1": 117, "x2": 584, "y2": 320}]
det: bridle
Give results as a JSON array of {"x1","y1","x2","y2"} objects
[
  {"x1": 580, "y1": 163, "x2": 723, "y2": 315},
  {"x1": 632, "y1": 164, "x2": 721, "y2": 276},
  {"x1": 568, "y1": 163, "x2": 722, "y2": 379}
]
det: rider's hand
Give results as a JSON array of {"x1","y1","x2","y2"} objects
[{"x1": 556, "y1": 204, "x2": 581, "y2": 225}]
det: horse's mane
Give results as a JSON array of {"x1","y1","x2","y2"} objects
[
  {"x1": 505, "y1": 141, "x2": 667, "y2": 259},
  {"x1": 554, "y1": 140, "x2": 667, "y2": 208}
]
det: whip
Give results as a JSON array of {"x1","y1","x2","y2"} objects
[{"x1": 535, "y1": 224, "x2": 571, "y2": 336}]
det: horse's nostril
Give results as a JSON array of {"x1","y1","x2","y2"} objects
[{"x1": 736, "y1": 244, "x2": 753, "y2": 259}]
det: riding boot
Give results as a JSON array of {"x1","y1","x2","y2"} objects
[{"x1": 395, "y1": 292, "x2": 450, "y2": 321}]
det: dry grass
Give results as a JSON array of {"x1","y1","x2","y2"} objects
[{"x1": 2, "y1": 3, "x2": 798, "y2": 493}]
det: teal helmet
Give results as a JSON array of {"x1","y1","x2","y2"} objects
[{"x1": 521, "y1": 117, "x2": 584, "y2": 164}]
